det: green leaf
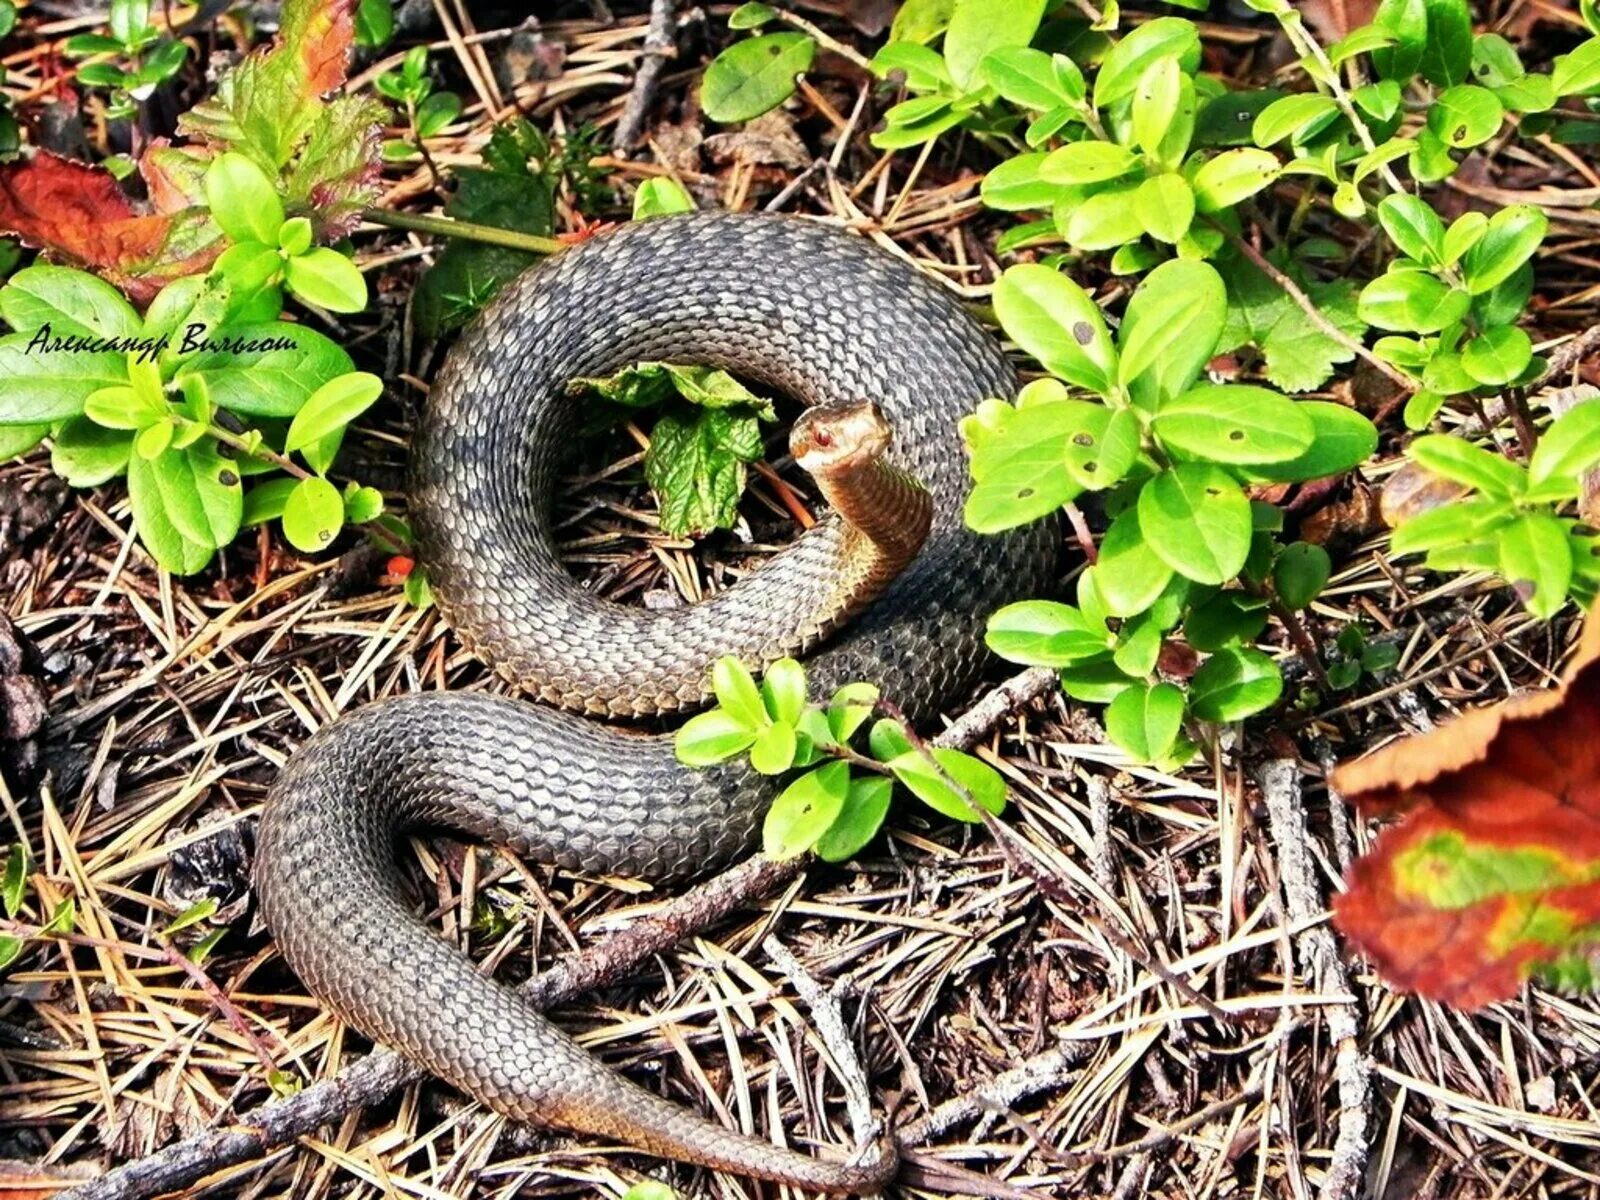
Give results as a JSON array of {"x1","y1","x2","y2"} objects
[
  {"x1": 1217, "y1": 258, "x2": 1366, "y2": 394},
  {"x1": 1096, "y1": 504, "x2": 1176, "y2": 617},
  {"x1": 0, "y1": 266, "x2": 142, "y2": 341},
  {"x1": 1192, "y1": 148, "x2": 1280, "y2": 213},
  {"x1": 281, "y1": 475, "x2": 344, "y2": 553},
  {"x1": 985, "y1": 600, "x2": 1108, "y2": 667},
  {"x1": 1137, "y1": 465, "x2": 1253, "y2": 585},
  {"x1": 633, "y1": 176, "x2": 695, "y2": 218},
  {"x1": 1273, "y1": 541, "x2": 1331, "y2": 609},
  {"x1": 126, "y1": 450, "x2": 217, "y2": 575},
  {"x1": 1377, "y1": 194, "x2": 1446, "y2": 264},
  {"x1": 1357, "y1": 270, "x2": 1470, "y2": 333},
  {"x1": 1117, "y1": 258, "x2": 1226, "y2": 408},
  {"x1": 1062, "y1": 183, "x2": 1146, "y2": 251},
  {"x1": 0, "y1": 423, "x2": 48, "y2": 460},
  {"x1": 942, "y1": 0, "x2": 1045, "y2": 90},
  {"x1": 675, "y1": 708, "x2": 760, "y2": 765},
  {"x1": 1460, "y1": 205, "x2": 1547, "y2": 296},
  {"x1": 1189, "y1": 647, "x2": 1283, "y2": 721},
  {"x1": 1460, "y1": 327, "x2": 1533, "y2": 387},
  {"x1": 889, "y1": 0, "x2": 956, "y2": 43},
  {"x1": 46, "y1": 419, "x2": 127, "y2": 486},
  {"x1": 1410, "y1": 434, "x2": 1527, "y2": 499},
  {"x1": 708, "y1": 656, "x2": 765, "y2": 728},
  {"x1": 1132, "y1": 174, "x2": 1194, "y2": 245},
  {"x1": 285, "y1": 372, "x2": 383, "y2": 456},
  {"x1": 414, "y1": 90, "x2": 461, "y2": 138},
  {"x1": 763, "y1": 760, "x2": 849, "y2": 859},
  {"x1": 702, "y1": 33, "x2": 816, "y2": 123},
  {"x1": 760, "y1": 658, "x2": 807, "y2": 726},
  {"x1": 644, "y1": 407, "x2": 763, "y2": 537},
  {"x1": 980, "y1": 153, "x2": 1061, "y2": 212},
  {"x1": 1095, "y1": 17, "x2": 1201, "y2": 109},
  {"x1": 149, "y1": 441, "x2": 243, "y2": 551},
  {"x1": 204, "y1": 153, "x2": 285, "y2": 246},
  {"x1": 1253, "y1": 93, "x2": 1340, "y2": 147},
  {"x1": 283, "y1": 247, "x2": 367, "y2": 313},
  {"x1": 174, "y1": 323, "x2": 352, "y2": 419},
  {"x1": 2, "y1": 843, "x2": 24, "y2": 918},
  {"x1": 342, "y1": 484, "x2": 383, "y2": 524},
  {"x1": 1420, "y1": 0, "x2": 1473, "y2": 86},
  {"x1": 0, "y1": 332, "x2": 128, "y2": 425},
  {"x1": 979, "y1": 46, "x2": 1082, "y2": 111},
  {"x1": 164, "y1": 896, "x2": 219, "y2": 935},
  {"x1": 1132, "y1": 56, "x2": 1191, "y2": 166},
  {"x1": 749, "y1": 720, "x2": 798, "y2": 775},
  {"x1": 1039, "y1": 141, "x2": 1139, "y2": 186},
  {"x1": 1239, "y1": 400, "x2": 1378, "y2": 482},
  {"x1": 729, "y1": 2, "x2": 778, "y2": 29},
  {"x1": 1427, "y1": 85, "x2": 1503, "y2": 148},
  {"x1": 1329, "y1": 25, "x2": 1399, "y2": 66},
  {"x1": 1552, "y1": 36, "x2": 1600, "y2": 96},
  {"x1": 1390, "y1": 495, "x2": 1514, "y2": 555},
  {"x1": 1153, "y1": 384, "x2": 1314, "y2": 465},
  {"x1": 1185, "y1": 590, "x2": 1267, "y2": 651},
  {"x1": 991, "y1": 264, "x2": 1116, "y2": 393},
  {"x1": 886, "y1": 747, "x2": 1006, "y2": 823},
  {"x1": 1498, "y1": 516, "x2": 1574, "y2": 621},
  {"x1": 1105, "y1": 681, "x2": 1185, "y2": 763},
  {"x1": 1528, "y1": 400, "x2": 1600, "y2": 493},
  {"x1": 1371, "y1": 0, "x2": 1427, "y2": 81},
  {"x1": 814, "y1": 776, "x2": 893, "y2": 862}
]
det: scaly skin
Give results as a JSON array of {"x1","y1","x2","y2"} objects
[{"x1": 254, "y1": 214, "x2": 1058, "y2": 1192}]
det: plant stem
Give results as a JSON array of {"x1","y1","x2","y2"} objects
[
  {"x1": 207, "y1": 425, "x2": 312, "y2": 481},
  {"x1": 363, "y1": 209, "x2": 567, "y2": 255}
]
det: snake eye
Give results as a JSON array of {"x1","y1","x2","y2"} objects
[{"x1": 812, "y1": 429, "x2": 834, "y2": 448}]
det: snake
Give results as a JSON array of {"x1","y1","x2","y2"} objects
[{"x1": 254, "y1": 213, "x2": 1057, "y2": 1192}]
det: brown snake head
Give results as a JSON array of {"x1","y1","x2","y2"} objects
[{"x1": 790, "y1": 398, "x2": 893, "y2": 477}]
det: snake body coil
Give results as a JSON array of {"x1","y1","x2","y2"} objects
[{"x1": 255, "y1": 214, "x2": 1056, "y2": 1191}]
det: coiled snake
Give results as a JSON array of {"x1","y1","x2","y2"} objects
[{"x1": 255, "y1": 214, "x2": 1056, "y2": 1192}]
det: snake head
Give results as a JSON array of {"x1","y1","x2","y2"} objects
[{"x1": 789, "y1": 399, "x2": 893, "y2": 478}]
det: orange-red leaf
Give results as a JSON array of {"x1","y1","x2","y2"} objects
[
  {"x1": 0, "y1": 152, "x2": 170, "y2": 275},
  {"x1": 1332, "y1": 598, "x2": 1600, "y2": 1009},
  {"x1": 281, "y1": 0, "x2": 358, "y2": 95}
]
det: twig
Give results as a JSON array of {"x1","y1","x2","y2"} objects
[
  {"x1": 897, "y1": 1043, "x2": 1090, "y2": 1146},
  {"x1": 763, "y1": 935, "x2": 881, "y2": 1156},
  {"x1": 362, "y1": 208, "x2": 566, "y2": 255},
  {"x1": 1538, "y1": 322, "x2": 1600, "y2": 385},
  {"x1": 612, "y1": 0, "x2": 675, "y2": 155},
  {"x1": 59, "y1": 668, "x2": 1058, "y2": 1200},
  {"x1": 1256, "y1": 759, "x2": 1371, "y2": 1200},
  {"x1": 773, "y1": 7, "x2": 872, "y2": 72}
]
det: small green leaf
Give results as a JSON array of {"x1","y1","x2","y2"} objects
[
  {"x1": 1460, "y1": 205, "x2": 1547, "y2": 296},
  {"x1": 1137, "y1": 465, "x2": 1254, "y2": 585},
  {"x1": 1497, "y1": 514, "x2": 1573, "y2": 619},
  {"x1": 1460, "y1": 327, "x2": 1533, "y2": 387},
  {"x1": 1428, "y1": 85, "x2": 1504, "y2": 147},
  {"x1": 0, "y1": 265, "x2": 142, "y2": 341},
  {"x1": 985, "y1": 600, "x2": 1108, "y2": 666},
  {"x1": 749, "y1": 720, "x2": 798, "y2": 775},
  {"x1": 1552, "y1": 36, "x2": 1600, "y2": 96},
  {"x1": 1191, "y1": 148, "x2": 1280, "y2": 212},
  {"x1": 1132, "y1": 173, "x2": 1194, "y2": 245},
  {"x1": 1062, "y1": 183, "x2": 1146, "y2": 251},
  {"x1": 760, "y1": 657, "x2": 807, "y2": 726},
  {"x1": 729, "y1": 2, "x2": 778, "y2": 29},
  {"x1": 1377, "y1": 194, "x2": 1446, "y2": 264},
  {"x1": 2, "y1": 844, "x2": 25, "y2": 918},
  {"x1": 280, "y1": 475, "x2": 345, "y2": 553},
  {"x1": 886, "y1": 747, "x2": 1006, "y2": 823},
  {"x1": 1272, "y1": 542, "x2": 1331, "y2": 609},
  {"x1": 1096, "y1": 505, "x2": 1176, "y2": 617},
  {"x1": 991, "y1": 264, "x2": 1116, "y2": 392},
  {"x1": 204, "y1": 153, "x2": 284, "y2": 246},
  {"x1": 1239, "y1": 400, "x2": 1378, "y2": 483},
  {"x1": 283, "y1": 247, "x2": 367, "y2": 313},
  {"x1": 826, "y1": 682, "x2": 879, "y2": 744},
  {"x1": 164, "y1": 896, "x2": 219, "y2": 935},
  {"x1": 1105, "y1": 681, "x2": 1185, "y2": 763},
  {"x1": 814, "y1": 776, "x2": 893, "y2": 862},
  {"x1": 763, "y1": 760, "x2": 850, "y2": 859},
  {"x1": 1153, "y1": 384, "x2": 1314, "y2": 465},
  {"x1": 1189, "y1": 647, "x2": 1283, "y2": 721},
  {"x1": 941, "y1": 0, "x2": 1045, "y2": 90},
  {"x1": 1253, "y1": 93, "x2": 1340, "y2": 147},
  {"x1": 1117, "y1": 258, "x2": 1226, "y2": 408},
  {"x1": 285, "y1": 372, "x2": 383, "y2": 456},
  {"x1": 414, "y1": 90, "x2": 461, "y2": 138},
  {"x1": 1358, "y1": 270, "x2": 1471, "y2": 333},
  {"x1": 1039, "y1": 140, "x2": 1139, "y2": 186},
  {"x1": 1528, "y1": 400, "x2": 1600, "y2": 493},
  {"x1": 1410, "y1": 434, "x2": 1527, "y2": 499},
  {"x1": 632, "y1": 176, "x2": 695, "y2": 219},
  {"x1": 1095, "y1": 17, "x2": 1201, "y2": 109},
  {"x1": 1390, "y1": 495, "x2": 1515, "y2": 555},
  {"x1": 701, "y1": 33, "x2": 816, "y2": 123},
  {"x1": 675, "y1": 709, "x2": 760, "y2": 765}
]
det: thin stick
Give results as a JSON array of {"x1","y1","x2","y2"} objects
[
  {"x1": 612, "y1": 0, "x2": 675, "y2": 154},
  {"x1": 362, "y1": 208, "x2": 567, "y2": 255}
]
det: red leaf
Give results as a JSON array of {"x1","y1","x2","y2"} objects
[
  {"x1": 279, "y1": 0, "x2": 357, "y2": 96},
  {"x1": 0, "y1": 152, "x2": 169, "y2": 272},
  {"x1": 1332, "y1": 599, "x2": 1600, "y2": 1009}
]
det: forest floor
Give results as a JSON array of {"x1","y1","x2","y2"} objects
[{"x1": 4, "y1": 2, "x2": 1600, "y2": 1199}]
